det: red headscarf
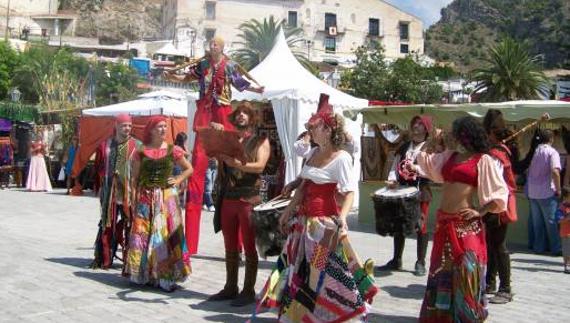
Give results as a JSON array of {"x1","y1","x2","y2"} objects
[
  {"x1": 307, "y1": 93, "x2": 336, "y2": 129},
  {"x1": 144, "y1": 116, "x2": 167, "y2": 144},
  {"x1": 411, "y1": 115, "x2": 433, "y2": 133},
  {"x1": 115, "y1": 113, "x2": 132, "y2": 124}
]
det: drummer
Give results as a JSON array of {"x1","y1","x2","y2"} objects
[
  {"x1": 379, "y1": 115, "x2": 433, "y2": 276},
  {"x1": 208, "y1": 102, "x2": 270, "y2": 307}
]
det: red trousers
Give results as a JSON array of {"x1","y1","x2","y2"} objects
[
  {"x1": 184, "y1": 102, "x2": 234, "y2": 255},
  {"x1": 220, "y1": 199, "x2": 257, "y2": 257}
]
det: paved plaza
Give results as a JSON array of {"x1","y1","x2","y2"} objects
[{"x1": 0, "y1": 188, "x2": 568, "y2": 322}]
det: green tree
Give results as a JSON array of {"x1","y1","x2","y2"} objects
[
  {"x1": 232, "y1": 16, "x2": 316, "y2": 73},
  {"x1": 340, "y1": 41, "x2": 390, "y2": 99},
  {"x1": 94, "y1": 62, "x2": 141, "y2": 106},
  {"x1": 473, "y1": 38, "x2": 550, "y2": 101},
  {"x1": 341, "y1": 43, "x2": 443, "y2": 103},
  {"x1": 0, "y1": 41, "x2": 20, "y2": 100}
]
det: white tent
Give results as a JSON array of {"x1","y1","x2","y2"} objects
[
  {"x1": 155, "y1": 43, "x2": 186, "y2": 57},
  {"x1": 83, "y1": 90, "x2": 198, "y2": 117},
  {"x1": 229, "y1": 30, "x2": 368, "y2": 197}
]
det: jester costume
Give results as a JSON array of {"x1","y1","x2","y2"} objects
[
  {"x1": 92, "y1": 137, "x2": 140, "y2": 269},
  {"x1": 124, "y1": 144, "x2": 191, "y2": 291},
  {"x1": 184, "y1": 55, "x2": 252, "y2": 255}
]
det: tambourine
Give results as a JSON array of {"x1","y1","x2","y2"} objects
[{"x1": 398, "y1": 159, "x2": 417, "y2": 182}]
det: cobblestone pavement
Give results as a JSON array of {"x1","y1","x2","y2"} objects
[{"x1": 0, "y1": 188, "x2": 568, "y2": 322}]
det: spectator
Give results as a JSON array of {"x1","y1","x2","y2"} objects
[
  {"x1": 527, "y1": 129, "x2": 562, "y2": 255},
  {"x1": 203, "y1": 158, "x2": 217, "y2": 212},
  {"x1": 174, "y1": 132, "x2": 189, "y2": 205}
]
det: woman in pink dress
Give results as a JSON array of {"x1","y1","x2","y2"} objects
[{"x1": 26, "y1": 133, "x2": 52, "y2": 192}]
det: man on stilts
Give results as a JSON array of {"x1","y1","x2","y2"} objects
[{"x1": 164, "y1": 36, "x2": 264, "y2": 255}]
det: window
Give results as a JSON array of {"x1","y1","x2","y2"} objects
[
  {"x1": 325, "y1": 13, "x2": 337, "y2": 30},
  {"x1": 206, "y1": 1, "x2": 216, "y2": 20},
  {"x1": 205, "y1": 28, "x2": 216, "y2": 41},
  {"x1": 400, "y1": 43, "x2": 409, "y2": 54},
  {"x1": 288, "y1": 11, "x2": 298, "y2": 28},
  {"x1": 399, "y1": 22, "x2": 409, "y2": 40},
  {"x1": 369, "y1": 18, "x2": 380, "y2": 36},
  {"x1": 324, "y1": 36, "x2": 336, "y2": 52},
  {"x1": 351, "y1": 13, "x2": 356, "y2": 24}
]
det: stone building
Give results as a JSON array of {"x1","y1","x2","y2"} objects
[{"x1": 162, "y1": 0, "x2": 424, "y2": 66}]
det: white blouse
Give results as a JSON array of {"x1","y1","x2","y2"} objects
[{"x1": 299, "y1": 148, "x2": 357, "y2": 193}]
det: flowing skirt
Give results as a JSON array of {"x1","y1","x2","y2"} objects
[
  {"x1": 419, "y1": 210, "x2": 488, "y2": 323},
  {"x1": 125, "y1": 186, "x2": 191, "y2": 291},
  {"x1": 26, "y1": 155, "x2": 52, "y2": 192},
  {"x1": 255, "y1": 215, "x2": 378, "y2": 322}
]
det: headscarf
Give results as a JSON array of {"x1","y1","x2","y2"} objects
[
  {"x1": 307, "y1": 93, "x2": 337, "y2": 130},
  {"x1": 143, "y1": 116, "x2": 167, "y2": 144},
  {"x1": 115, "y1": 113, "x2": 132, "y2": 124},
  {"x1": 410, "y1": 115, "x2": 433, "y2": 134}
]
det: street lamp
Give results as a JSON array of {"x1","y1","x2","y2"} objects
[
  {"x1": 10, "y1": 87, "x2": 21, "y2": 102},
  {"x1": 190, "y1": 29, "x2": 196, "y2": 58}
]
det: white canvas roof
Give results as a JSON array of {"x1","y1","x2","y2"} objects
[
  {"x1": 232, "y1": 30, "x2": 368, "y2": 110},
  {"x1": 83, "y1": 90, "x2": 198, "y2": 117}
]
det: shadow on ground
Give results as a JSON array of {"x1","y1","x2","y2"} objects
[
  {"x1": 511, "y1": 257, "x2": 562, "y2": 267},
  {"x1": 367, "y1": 312, "x2": 417, "y2": 323},
  {"x1": 192, "y1": 254, "x2": 276, "y2": 270},
  {"x1": 45, "y1": 257, "x2": 109, "y2": 269},
  {"x1": 381, "y1": 284, "x2": 425, "y2": 300}
]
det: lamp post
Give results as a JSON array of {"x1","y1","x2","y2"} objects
[
  {"x1": 4, "y1": 0, "x2": 10, "y2": 41},
  {"x1": 10, "y1": 87, "x2": 21, "y2": 102},
  {"x1": 190, "y1": 29, "x2": 196, "y2": 58}
]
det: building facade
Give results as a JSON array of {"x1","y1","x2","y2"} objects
[
  {"x1": 0, "y1": 0, "x2": 76, "y2": 38},
  {"x1": 162, "y1": 0, "x2": 424, "y2": 66}
]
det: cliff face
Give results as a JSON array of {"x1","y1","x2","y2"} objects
[
  {"x1": 426, "y1": 0, "x2": 570, "y2": 72},
  {"x1": 60, "y1": 0, "x2": 163, "y2": 44}
]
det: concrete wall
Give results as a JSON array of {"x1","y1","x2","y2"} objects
[{"x1": 166, "y1": 0, "x2": 423, "y2": 65}]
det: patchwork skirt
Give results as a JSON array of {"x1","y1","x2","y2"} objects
[
  {"x1": 255, "y1": 215, "x2": 378, "y2": 322},
  {"x1": 125, "y1": 187, "x2": 191, "y2": 291}
]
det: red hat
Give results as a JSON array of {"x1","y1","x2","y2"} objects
[
  {"x1": 144, "y1": 116, "x2": 167, "y2": 144},
  {"x1": 115, "y1": 113, "x2": 132, "y2": 124},
  {"x1": 307, "y1": 93, "x2": 336, "y2": 129},
  {"x1": 411, "y1": 115, "x2": 433, "y2": 133}
]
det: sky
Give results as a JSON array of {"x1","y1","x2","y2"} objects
[{"x1": 384, "y1": 0, "x2": 454, "y2": 28}]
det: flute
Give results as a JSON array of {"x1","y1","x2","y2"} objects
[{"x1": 502, "y1": 113, "x2": 550, "y2": 144}]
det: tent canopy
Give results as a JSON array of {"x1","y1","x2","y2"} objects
[
  {"x1": 232, "y1": 30, "x2": 368, "y2": 110},
  {"x1": 72, "y1": 90, "x2": 197, "y2": 178},
  {"x1": 348, "y1": 100, "x2": 570, "y2": 129},
  {"x1": 82, "y1": 90, "x2": 198, "y2": 117},
  {"x1": 154, "y1": 43, "x2": 186, "y2": 57}
]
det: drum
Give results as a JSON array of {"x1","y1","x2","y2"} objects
[
  {"x1": 372, "y1": 186, "x2": 420, "y2": 237},
  {"x1": 252, "y1": 199, "x2": 290, "y2": 258}
]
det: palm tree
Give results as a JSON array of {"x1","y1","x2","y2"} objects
[
  {"x1": 473, "y1": 38, "x2": 550, "y2": 102},
  {"x1": 232, "y1": 16, "x2": 317, "y2": 74}
]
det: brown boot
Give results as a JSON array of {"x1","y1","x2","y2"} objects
[
  {"x1": 208, "y1": 251, "x2": 240, "y2": 301},
  {"x1": 230, "y1": 255, "x2": 258, "y2": 307}
]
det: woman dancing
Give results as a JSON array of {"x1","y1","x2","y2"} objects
[
  {"x1": 125, "y1": 116, "x2": 193, "y2": 292},
  {"x1": 411, "y1": 116, "x2": 509, "y2": 322},
  {"x1": 255, "y1": 107, "x2": 378, "y2": 322}
]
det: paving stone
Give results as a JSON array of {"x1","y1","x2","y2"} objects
[{"x1": 1, "y1": 188, "x2": 569, "y2": 322}]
